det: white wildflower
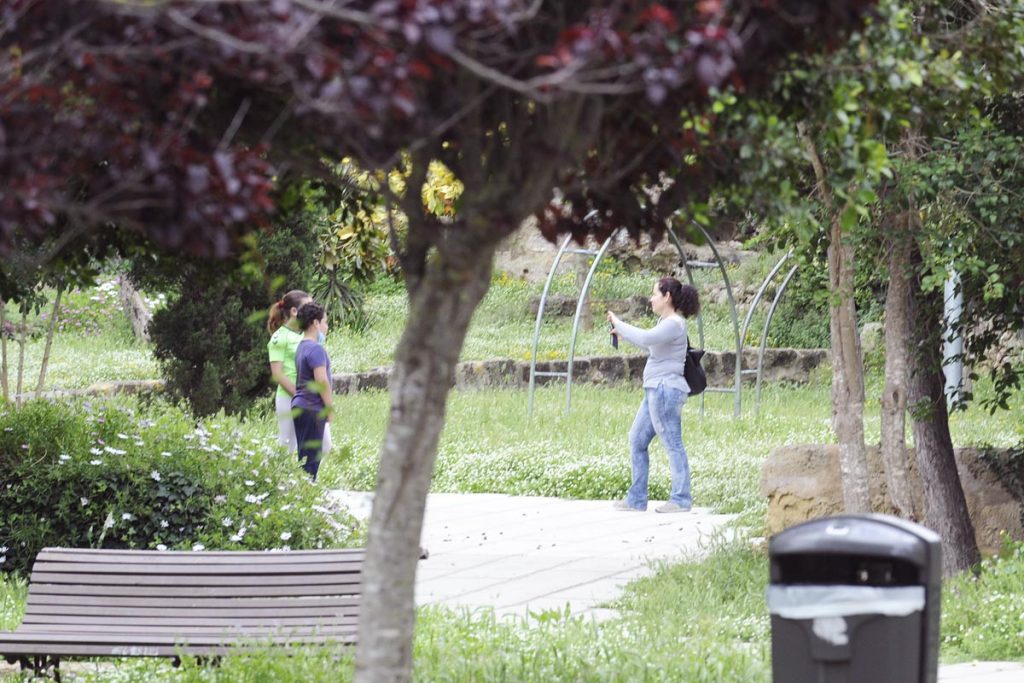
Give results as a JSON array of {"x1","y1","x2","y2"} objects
[
  {"x1": 58, "y1": 454, "x2": 71, "y2": 462},
  {"x1": 161, "y1": 451, "x2": 172, "y2": 457},
  {"x1": 244, "y1": 480, "x2": 256, "y2": 487},
  {"x1": 89, "y1": 447, "x2": 103, "y2": 455},
  {"x1": 192, "y1": 543, "x2": 205, "y2": 551},
  {"x1": 244, "y1": 494, "x2": 259, "y2": 504},
  {"x1": 214, "y1": 495, "x2": 227, "y2": 504},
  {"x1": 222, "y1": 517, "x2": 233, "y2": 527},
  {"x1": 160, "y1": 520, "x2": 169, "y2": 529},
  {"x1": 90, "y1": 459, "x2": 103, "y2": 466},
  {"x1": 122, "y1": 513, "x2": 133, "y2": 521},
  {"x1": 103, "y1": 513, "x2": 115, "y2": 529},
  {"x1": 80, "y1": 497, "x2": 89, "y2": 507},
  {"x1": 150, "y1": 470, "x2": 161, "y2": 482},
  {"x1": 156, "y1": 544, "x2": 168, "y2": 551},
  {"x1": 117, "y1": 433, "x2": 130, "y2": 440},
  {"x1": 280, "y1": 532, "x2": 292, "y2": 541},
  {"x1": 104, "y1": 446, "x2": 127, "y2": 455},
  {"x1": 229, "y1": 534, "x2": 242, "y2": 542}
]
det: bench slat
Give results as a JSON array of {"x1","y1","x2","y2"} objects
[
  {"x1": 31, "y1": 560, "x2": 362, "y2": 576},
  {"x1": 37, "y1": 549, "x2": 364, "y2": 564},
  {"x1": 26, "y1": 595, "x2": 360, "y2": 609},
  {"x1": 28, "y1": 583, "x2": 360, "y2": 599},
  {"x1": 29, "y1": 572, "x2": 358, "y2": 587},
  {"x1": 24, "y1": 605, "x2": 358, "y2": 618},
  {"x1": 0, "y1": 632, "x2": 358, "y2": 658},
  {"x1": 15, "y1": 623, "x2": 357, "y2": 635},
  {"x1": 21, "y1": 615, "x2": 358, "y2": 627}
]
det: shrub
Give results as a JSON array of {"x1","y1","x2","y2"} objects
[
  {"x1": 138, "y1": 210, "x2": 317, "y2": 417},
  {"x1": 0, "y1": 399, "x2": 361, "y2": 576}
]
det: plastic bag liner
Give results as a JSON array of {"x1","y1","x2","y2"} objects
[{"x1": 766, "y1": 585, "x2": 925, "y2": 619}]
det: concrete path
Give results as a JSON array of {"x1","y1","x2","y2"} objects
[
  {"x1": 331, "y1": 491, "x2": 736, "y2": 619},
  {"x1": 332, "y1": 490, "x2": 1024, "y2": 682}
]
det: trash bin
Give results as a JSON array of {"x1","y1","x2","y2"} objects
[{"x1": 766, "y1": 514, "x2": 942, "y2": 682}]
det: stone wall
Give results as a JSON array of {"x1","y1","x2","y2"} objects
[
  {"x1": 761, "y1": 444, "x2": 1023, "y2": 556},
  {"x1": 332, "y1": 348, "x2": 828, "y2": 395},
  {"x1": 494, "y1": 221, "x2": 757, "y2": 283}
]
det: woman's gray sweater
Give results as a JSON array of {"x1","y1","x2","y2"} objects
[{"x1": 614, "y1": 315, "x2": 691, "y2": 393}]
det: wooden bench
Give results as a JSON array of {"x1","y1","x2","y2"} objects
[{"x1": 0, "y1": 547, "x2": 367, "y2": 680}]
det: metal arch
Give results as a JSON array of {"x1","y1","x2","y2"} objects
[
  {"x1": 666, "y1": 227, "x2": 708, "y2": 416},
  {"x1": 755, "y1": 263, "x2": 799, "y2": 416},
  {"x1": 739, "y1": 249, "x2": 794, "y2": 349},
  {"x1": 566, "y1": 234, "x2": 616, "y2": 414},
  {"x1": 666, "y1": 223, "x2": 743, "y2": 417},
  {"x1": 527, "y1": 234, "x2": 573, "y2": 417}
]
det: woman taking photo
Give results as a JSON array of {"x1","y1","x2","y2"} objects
[{"x1": 607, "y1": 277, "x2": 700, "y2": 513}]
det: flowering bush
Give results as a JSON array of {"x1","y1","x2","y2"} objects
[
  {"x1": 48, "y1": 278, "x2": 121, "y2": 337},
  {"x1": 0, "y1": 399, "x2": 362, "y2": 576}
]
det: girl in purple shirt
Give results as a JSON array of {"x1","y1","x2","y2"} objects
[{"x1": 291, "y1": 302, "x2": 333, "y2": 480}]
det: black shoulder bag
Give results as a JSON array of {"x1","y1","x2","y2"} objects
[{"x1": 683, "y1": 336, "x2": 707, "y2": 396}]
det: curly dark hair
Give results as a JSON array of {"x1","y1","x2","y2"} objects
[
  {"x1": 657, "y1": 277, "x2": 701, "y2": 318},
  {"x1": 295, "y1": 301, "x2": 326, "y2": 331}
]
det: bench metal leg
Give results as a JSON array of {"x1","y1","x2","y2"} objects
[{"x1": 16, "y1": 655, "x2": 60, "y2": 681}]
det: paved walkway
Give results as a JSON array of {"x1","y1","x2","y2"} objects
[
  {"x1": 331, "y1": 491, "x2": 736, "y2": 619},
  {"x1": 333, "y1": 490, "x2": 1024, "y2": 682}
]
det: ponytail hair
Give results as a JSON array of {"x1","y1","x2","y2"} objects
[
  {"x1": 657, "y1": 277, "x2": 701, "y2": 318},
  {"x1": 267, "y1": 289, "x2": 309, "y2": 334}
]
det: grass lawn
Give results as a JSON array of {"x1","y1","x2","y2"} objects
[{"x1": 1, "y1": 264, "x2": 1021, "y2": 680}]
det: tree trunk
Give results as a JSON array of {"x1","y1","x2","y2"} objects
[
  {"x1": 15, "y1": 308, "x2": 28, "y2": 407},
  {"x1": 35, "y1": 281, "x2": 65, "y2": 397},
  {"x1": 353, "y1": 242, "x2": 497, "y2": 683},
  {"x1": 118, "y1": 275, "x2": 152, "y2": 342},
  {"x1": 907, "y1": 246, "x2": 980, "y2": 575},
  {"x1": 798, "y1": 122, "x2": 870, "y2": 513},
  {"x1": 1, "y1": 295, "x2": 8, "y2": 403},
  {"x1": 879, "y1": 212, "x2": 916, "y2": 519},
  {"x1": 828, "y1": 215, "x2": 870, "y2": 513}
]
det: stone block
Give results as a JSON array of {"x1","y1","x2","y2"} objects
[{"x1": 762, "y1": 443, "x2": 1023, "y2": 557}]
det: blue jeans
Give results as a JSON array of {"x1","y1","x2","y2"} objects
[
  {"x1": 292, "y1": 408, "x2": 327, "y2": 481},
  {"x1": 625, "y1": 384, "x2": 692, "y2": 510}
]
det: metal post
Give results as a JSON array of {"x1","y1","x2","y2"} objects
[
  {"x1": 696, "y1": 224, "x2": 744, "y2": 418},
  {"x1": 527, "y1": 234, "x2": 573, "y2": 417},
  {"x1": 755, "y1": 264, "x2": 799, "y2": 416},
  {"x1": 566, "y1": 235, "x2": 615, "y2": 414},
  {"x1": 943, "y1": 268, "x2": 963, "y2": 408}
]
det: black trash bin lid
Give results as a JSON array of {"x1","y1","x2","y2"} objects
[{"x1": 769, "y1": 514, "x2": 939, "y2": 568}]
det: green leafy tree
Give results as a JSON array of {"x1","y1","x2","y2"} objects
[{"x1": 677, "y1": 0, "x2": 1024, "y2": 573}]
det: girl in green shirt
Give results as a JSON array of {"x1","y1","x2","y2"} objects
[{"x1": 268, "y1": 290, "x2": 319, "y2": 452}]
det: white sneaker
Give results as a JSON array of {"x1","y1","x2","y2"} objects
[
  {"x1": 613, "y1": 500, "x2": 644, "y2": 512},
  {"x1": 655, "y1": 502, "x2": 692, "y2": 514}
]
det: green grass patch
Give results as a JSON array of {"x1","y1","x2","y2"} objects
[
  {"x1": 941, "y1": 538, "x2": 1024, "y2": 662},
  {"x1": 319, "y1": 382, "x2": 837, "y2": 518},
  {"x1": 0, "y1": 574, "x2": 26, "y2": 632}
]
